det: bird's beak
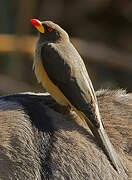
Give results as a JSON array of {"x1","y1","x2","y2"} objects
[{"x1": 30, "y1": 19, "x2": 45, "y2": 33}]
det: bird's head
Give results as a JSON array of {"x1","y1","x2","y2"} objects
[{"x1": 30, "y1": 19, "x2": 69, "y2": 43}]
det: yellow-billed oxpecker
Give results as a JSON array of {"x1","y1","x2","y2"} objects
[{"x1": 30, "y1": 19, "x2": 121, "y2": 171}]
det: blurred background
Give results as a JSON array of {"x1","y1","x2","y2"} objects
[{"x1": 0, "y1": 0, "x2": 132, "y2": 96}]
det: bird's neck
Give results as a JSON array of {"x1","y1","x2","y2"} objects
[{"x1": 38, "y1": 33, "x2": 70, "y2": 45}]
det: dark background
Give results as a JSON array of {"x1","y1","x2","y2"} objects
[{"x1": 0, "y1": 0, "x2": 132, "y2": 95}]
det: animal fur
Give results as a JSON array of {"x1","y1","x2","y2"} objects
[{"x1": 0, "y1": 90, "x2": 131, "y2": 179}]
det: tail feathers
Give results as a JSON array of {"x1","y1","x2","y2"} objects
[
  {"x1": 93, "y1": 125, "x2": 121, "y2": 171},
  {"x1": 88, "y1": 120, "x2": 125, "y2": 173},
  {"x1": 78, "y1": 111, "x2": 124, "y2": 172}
]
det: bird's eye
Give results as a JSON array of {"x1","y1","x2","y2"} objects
[{"x1": 48, "y1": 28, "x2": 53, "y2": 32}]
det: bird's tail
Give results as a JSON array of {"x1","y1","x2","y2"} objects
[
  {"x1": 90, "y1": 122, "x2": 120, "y2": 171},
  {"x1": 77, "y1": 111, "x2": 124, "y2": 173}
]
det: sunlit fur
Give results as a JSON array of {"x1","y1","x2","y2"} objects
[{"x1": 0, "y1": 90, "x2": 131, "y2": 179}]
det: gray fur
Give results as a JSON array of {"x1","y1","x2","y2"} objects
[{"x1": 0, "y1": 90, "x2": 131, "y2": 179}]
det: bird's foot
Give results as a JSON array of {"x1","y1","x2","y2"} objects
[{"x1": 51, "y1": 103, "x2": 71, "y2": 115}]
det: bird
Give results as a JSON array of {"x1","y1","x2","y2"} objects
[{"x1": 30, "y1": 19, "x2": 121, "y2": 172}]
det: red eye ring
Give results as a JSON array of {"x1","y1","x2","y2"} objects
[{"x1": 48, "y1": 28, "x2": 53, "y2": 32}]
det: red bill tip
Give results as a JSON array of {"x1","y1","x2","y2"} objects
[{"x1": 30, "y1": 19, "x2": 41, "y2": 26}]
